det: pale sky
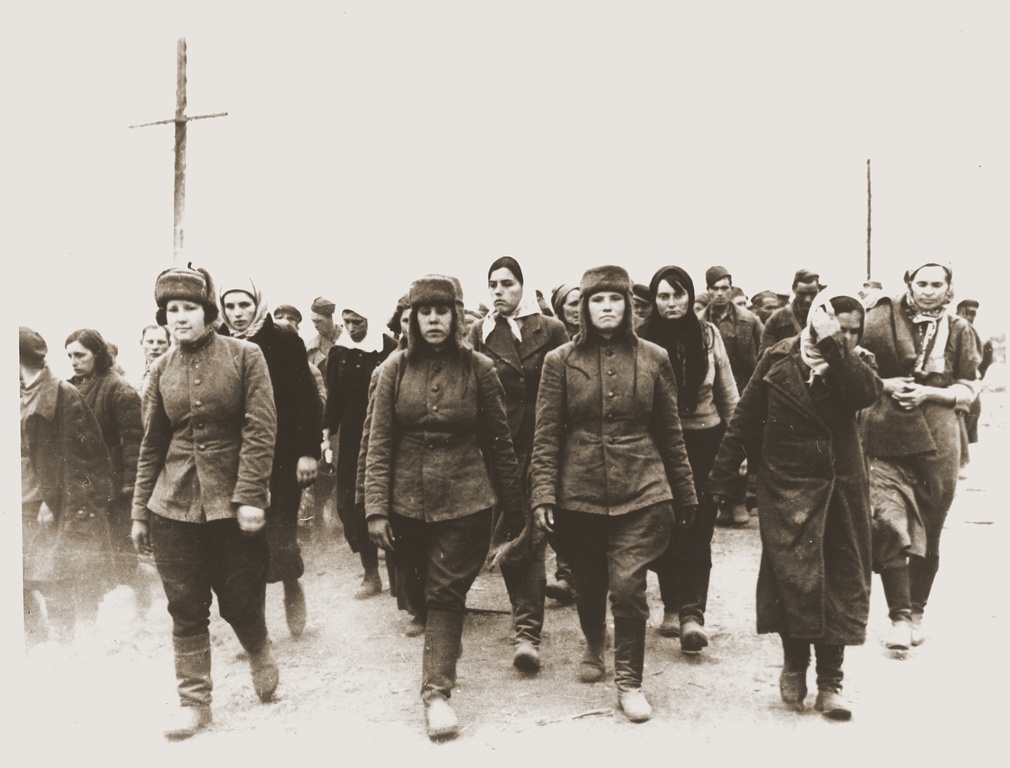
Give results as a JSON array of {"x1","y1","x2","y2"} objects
[{"x1": 7, "y1": 1, "x2": 1008, "y2": 381}]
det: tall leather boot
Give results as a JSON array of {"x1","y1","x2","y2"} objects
[
  {"x1": 164, "y1": 633, "x2": 213, "y2": 739},
  {"x1": 501, "y1": 557, "x2": 546, "y2": 673},
  {"x1": 678, "y1": 558, "x2": 711, "y2": 653},
  {"x1": 422, "y1": 609, "x2": 464, "y2": 741},
  {"x1": 356, "y1": 545, "x2": 383, "y2": 599},
  {"x1": 780, "y1": 635, "x2": 810, "y2": 711},
  {"x1": 574, "y1": 583, "x2": 608, "y2": 683},
  {"x1": 880, "y1": 566, "x2": 913, "y2": 651},
  {"x1": 283, "y1": 579, "x2": 307, "y2": 637},
  {"x1": 813, "y1": 644, "x2": 851, "y2": 721},
  {"x1": 247, "y1": 638, "x2": 279, "y2": 702},
  {"x1": 613, "y1": 617, "x2": 651, "y2": 722},
  {"x1": 909, "y1": 554, "x2": 939, "y2": 615}
]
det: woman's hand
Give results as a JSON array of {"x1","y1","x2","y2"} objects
[
  {"x1": 882, "y1": 376, "x2": 914, "y2": 399},
  {"x1": 367, "y1": 515, "x2": 395, "y2": 551},
  {"x1": 533, "y1": 504, "x2": 555, "y2": 533},
  {"x1": 131, "y1": 520, "x2": 151, "y2": 553},
  {"x1": 236, "y1": 505, "x2": 266, "y2": 534},
  {"x1": 892, "y1": 382, "x2": 950, "y2": 411},
  {"x1": 37, "y1": 501, "x2": 55, "y2": 525},
  {"x1": 296, "y1": 456, "x2": 318, "y2": 487},
  {"x1": 809, "y1": 302, "x2": 842, "y2": 342}
]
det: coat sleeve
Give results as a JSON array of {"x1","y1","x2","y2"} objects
[
  {"x1": 321, "y1": 346, "x2": 342, "y2": 434},
  {"x1": 474, "y1": 354, "x2": 525, "y2": 531},
  {"x1": 364, "y1": 354, "x2": 401, "y2": 520},
  {"x1": 548, "y1": 318, "x2": 570, "y2": 352},
  {"x1": 356, "y1": 367, "x2": 380, "y2": 509},
  {"x1": 132, "y1": 360, "x2": 171, "y2": 522},
  {"x1": 112, "y1": 377, "x2": 144, "y2": 494},
  {"x1": 289, "y1": 334, "x2": 323, "y2": 459},
  {"x1": 818, "y1": 336, "x2": 883, "y2": 412},
  {"x1": 651, "y1": 352, "x2": 698, "y2": 510},
  {"x1": 232, "y1": 345, "x2": 277, "y2": 509},
  {"x1": 710, "y1": 326, "x2": 739, "y2": 424},
  {"x1": 530, "y1": 349, "x2": 565, "y2": 509},
  {"x1": 59, "y1": 382, "x2": 116, "y2": 515},
  {"x1": 709, "y1": 350, "x2": 772, "y2": 497}
]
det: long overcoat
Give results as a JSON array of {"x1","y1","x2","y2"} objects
[
  {"x1": 709, "y1": 336, "x2": 881, "y2": 644},
  {"x1": 22, "y1": 368, "x2": 116, "y2": 583}
]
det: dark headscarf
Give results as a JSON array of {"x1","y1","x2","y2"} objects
[{"x1": 638, "y1": 265, "x2": 708, "y2": 410}]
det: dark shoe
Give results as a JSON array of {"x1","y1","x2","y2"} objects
[
  {"x1": 815, "y1": 689, "x2": 852, "y2": 721},
  {"x1": 404, "y1": 615, "x2": 426, "y2": 638},
  {"x1": 680, "y1": 617, "x2": 709, "y2": 653},
  {"x1": 545, "y1": 579, "x2": 576, "y2": 605},
  {"x1": 885, "y1": 618, "x2": 912, "y2": 651},
  {"x1": 579, "y1": 640, "x2": 606, "y2": 683},
  {"x1": 283, "y1": 580, "x2": 307, "y2": 637},
  {"x1": 163, "y1": 705, "x2": 212, "y2": 740},
  {"x1": 910, "y1": 611, "x2": 926, "y2": 647},
  {"x1": 513, "y1": 639, "x2": 541, "y2": 674},
  {"x1": 779, "y1": 670, "x2": 808, "y2": 712},
  {"x1": 618, "y1": 688, "x2": 653, "y2": 722},
  {"x1": 658, "y1": 612, "x2": 681, "y2": 638},
  {"x1": 424, "y1": 695, "x2": 460, "y2": 741},
  {"x1": 354, "y1": 573, "x2": 383, "y2": 600},
  {"x1": 249, "y1": 640, "x2": 279, "y2": 702}
]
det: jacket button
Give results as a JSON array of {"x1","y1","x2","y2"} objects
[
  {"x1": 432, "y1": 385, "x2": 440, "y2": 392},
  {"x1": 198, "y1": 444, "x2": 206, "y2": 450},
  {"x1": 607, "y1": 391, "x2": 615, "y2": 398},
  {"x1": 519, "y1": 377, "x2": 525, "y2": 384},
  {"x1": 608, "y1": 437, "x2": 616, "y2": 445},
  {"x1": 194, "y1": 400, "x2": 203, "y2": 407},
  {"x1": 606, "y1": 412, "x2": 613, "y2": 419},
  {"x1": 608, "y1": 369, "x2": 616, "y2": 376},
  {"x1": 432, "y1": 405, "x2": 439, "y2": 412},
  {"x1": 197, "y1": 422, "x2": 205, "y2": 429},
  {"x1": 194, "y1": 379, "x2": 202, "y2": 385}
]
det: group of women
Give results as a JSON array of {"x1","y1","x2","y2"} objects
[{"x1": 20, "y1": 257, "x2": 980, "y2": 742}]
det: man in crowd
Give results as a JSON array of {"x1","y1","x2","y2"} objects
[
  {"x1": 307, "y1": 297, "x2": 342, "y2": 378},
  {"x1": 137, "y1": 323, "x2": 171, "y2": 398},
  {"x1": 702, "y1": 265, "x2": 764, "y2": 394},
  {"x1": 956, "y1": 299, "x2": 995, "y2": 446},
  {"x1": 759, "y1": 268, "x2": 824, "y2": 355}
]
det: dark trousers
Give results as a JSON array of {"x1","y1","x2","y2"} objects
[
  {"x1": 266, "y1": 470, "x2": 305, "y2": 583},
  {"x1": 389, "y1": 509, "x2": 493, "y2": 622},
  {"x1": 151, "y1": 513, "x2": 269, "y2": 653},
  {"x1": 500, "y1": 533, "x2": 547, "y2": 644},
  {"x1": 781, "y1": 634, "x2": 845, "y2": 692},
  {"x1": 553, "y1": 503, "x2": 672, "y2": 632},
  {"x1": 652, "y1": 424, "x2": 723, "y2": 623}
]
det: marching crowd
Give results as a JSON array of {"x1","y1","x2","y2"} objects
[{"x1": 20, "y1": 256, "x2": 989, "y2": 742}]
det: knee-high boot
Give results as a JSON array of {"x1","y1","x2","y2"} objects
[
  {"x1": 909, "y1": 554, "x2": 940, "y2": 615},
  {"x1": 880, "y1": 565, "x2": 913, "y2": 650},
  {"x1": 779, "y1": 635, "x2": 810, "y2": 711},
  {"x1": 613, "y1": 617, "x2": 651, "y2": 722},
  {"x1": 164, "y1": 633, "x2": 213, "y2": 739},
  {"x1": 813, "y1": 644, "x2": 851, "y2": 720},
  {"x1": 422, "y1": 609, "x2": 464, "y2": 740}
]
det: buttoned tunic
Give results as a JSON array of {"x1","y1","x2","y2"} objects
[
  {"x1": 531, "y1": 336, "x2": 697, "y2": 516},
  {"x1": 132, "y1": 330, "x2": 277, "y2": 523}
]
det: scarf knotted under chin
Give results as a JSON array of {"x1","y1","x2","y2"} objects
[
  {"x1": 480, "y1": 293, "x2": 542, "y2": 343},
  {"x1": 220, "y1": 280, "x2": 269, "y2": 340}
]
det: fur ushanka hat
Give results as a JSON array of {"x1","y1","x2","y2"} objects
[
  {"x1": 406, "y1": 274, "x2": 469, "y2": 355},
  {"x1": 576, "y1": 265, "x2": 636, "y2": 346},
  {"x1": 153, "y1": 264, "x2": 219, "y2": 325}
]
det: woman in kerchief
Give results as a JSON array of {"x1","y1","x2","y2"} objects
[
  {"x1": 219, "y1": 278, "x2": 322, "y2": 637},
  {"x1": 550, "y1": 283, "x2": 581, "y2": 339},
  {"x1": 710, "y1": 289, "x2": 881, "y2": 720},
  {"x1": 859, "y1": 263, "x2": 980, "y2": 652},
  {"x1": 132, "y1": 266, "x2": 278, "y2": 739},
  {"x1": 323, "y1": 298, "x2": 398, "y2": 598}
]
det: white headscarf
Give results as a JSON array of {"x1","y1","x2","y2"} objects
[
  {"x1": 798, "y1": 288, "x2": 867, "y2": 384},
  {"x1": 480, "y1": 292, "x2": 542, "y2": 343},
  {"x1": 219, "y1": 279, "x2": 269, "y2": 340},
  {"x1": 335, "y1": 301, "x2": 388, "y2": 353}
]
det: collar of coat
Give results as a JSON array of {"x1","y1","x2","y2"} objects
[
  {"x1": 21, "y1": 366, "x2": 59, "y2": 421},
  {"x1": 481, "y1": 294, "x2": 542, "y2": 343}
]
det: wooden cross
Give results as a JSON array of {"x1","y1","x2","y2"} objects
[{"x1": 130, "y1": 38, "x2": 227, "y2": 264}]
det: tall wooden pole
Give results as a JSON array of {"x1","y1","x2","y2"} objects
[
  {"x1": 130, "y1": 39, "x2": 228, "y2": 265},
  {"x1": 866, "y1": 158, "x2": 872, "y2": 281}
]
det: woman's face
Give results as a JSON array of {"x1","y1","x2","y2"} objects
[
  {"x1": 142, "y1": 327, "x2": 170, "y2": 362},
  {"x1": 222, "y1": 291, "x2": 256, "y2": 332},
  {"x1": 654, "y1": 278, "x2": 690, "y2": 320},
  {"x1": 488, "y1": 267, "x2": 523, "y2": 316},
  {"x1": 835, "y1": 311, "x2": 863, "y2": 350},
  {"x1": 166, "y1": 300, "x2": 208, "y2": 344},
  {"x1": 65, "y1": 341, "x2": 96, "y2": 378},
  {"x1": 417, "y1": 305, "x2": 454, "y2": 349},
  {"x1": 587, "y1": 291, "x2": 626, "y2": 335},
  {"x1": 562, "y1": 289, "x2": 581, "y2": 327},
  {"x1": 908, "y1": 265, "x2": 951, "y2": 311}
]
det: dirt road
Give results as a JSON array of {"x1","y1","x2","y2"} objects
[{"x1": 11, "y1": 386, "x2": 1006, "y2": 766}]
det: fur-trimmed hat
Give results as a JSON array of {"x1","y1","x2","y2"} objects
[
  {"x1": 155, "y1": 265, "x2": 216, "y2": 309},
  {"x1": 576, "y1": 265, "x2": 636, "y2": 347},
  {"x1": 19, "y1": 326, "x2": 48, "y2": 366},
  {"x1": 409, "y1": 275, "x2": 457, "y2": 309},
  {"x1": 705, "y1": 265, "x2": 732, "y2": 288}
]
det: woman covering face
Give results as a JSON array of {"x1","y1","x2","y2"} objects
[
  {"x1": 531, "y1": 264, "x2": 698, "y2": 724},
  {"x1": 710, "y1": 287, "x2": 881, "y2": 721}
]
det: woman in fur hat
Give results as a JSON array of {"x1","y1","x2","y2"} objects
[
  {"x1": 638, "y1": 266, "x2": 739, "y2": 654},
  {"x1": 364, "y1": 274, "x2": 526, "y2": 741},
  {"x1": 531, "y1": 265, "x2": 698, "y2": 723},
  {"x1": 131, "y1": 265, "x2": 279, "y2": 740},
  {"x1": 219, "y1": 279, "x2": 323, "y2": 637}
]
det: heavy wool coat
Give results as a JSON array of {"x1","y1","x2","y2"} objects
[
  {"x1": 22, "y1": 368, "x2": 116, "y2": 583},
  {"x1": 530, "y1": 335, "x2": 698, "y2": 517},
  {"x1": 133, "y1": 330, "x2": 277, "y2": 523},
  {"x1": 69, "y1": 370, "x2": 143, "y2": 496},
  {"x1": 709, "y1": 336, "x2": 881, "y2": 644},
  {"x1": 702, "y1": 303, "x2": 764, "y2": 393}
]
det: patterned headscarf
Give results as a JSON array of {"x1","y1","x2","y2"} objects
[{"x1": 219, "y1": 279, "x2": 269, "y2": 340}]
